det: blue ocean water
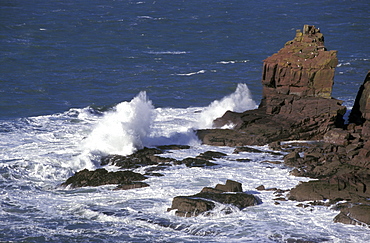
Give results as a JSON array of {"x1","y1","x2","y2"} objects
[
  {"x1": 1, "y1": 0, "x2": 370, "y2": 242},
  {"x1": 1, "y1": 0, "x2": 369, "y2": 119}
]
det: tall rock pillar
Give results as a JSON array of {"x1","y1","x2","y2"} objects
[{"x1": 261, "y1": 25, "x2": 338, "y2": 109}]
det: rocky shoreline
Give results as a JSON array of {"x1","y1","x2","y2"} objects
[
  {"x1": 197, "y1": 25, "x2": 370, "y2": 226},
  {"x1": 61, "y1": 25, "x2": 370, "y2": 227}
]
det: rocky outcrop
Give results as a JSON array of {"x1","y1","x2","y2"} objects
[
  {"x1": 61, "y1": 146, "x2": 225, "y2": 191},
  {"x1": 197, "y1": 25, "x2": 346, "y2": 147},
  {"x1": 262, "y1": 24, "x2": 337, "y2": 100},
  {"x1": 101, "y1": 146, "x2": 223, "y2": 169},
  {"x1": 60, "y1": 168, "x2": 148, "y2": 190},
  {"x1": 167, "y1": 180, "x2": 260, "y2": 217}
]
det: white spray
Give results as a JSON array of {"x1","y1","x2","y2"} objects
[
  {"x1": 83, "y1": 91, "x2": 155, "y2": 157},
  {"x1": 77, "y1": 84, "x2": 255, "y2": 169},
  {"x1": 197, "y1": 83, "x2": 256, "y2": 128}
]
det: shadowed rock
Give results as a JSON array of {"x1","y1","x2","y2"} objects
[
  {"x1": 167, "y1": 180, "x2": 259, "y2": 217},
  {"x1": 101, "y1": 147, "x2": 174, "y2": 169},
  {"x1": 60, "y1": 168, "x2": 147, "y2": 189}
]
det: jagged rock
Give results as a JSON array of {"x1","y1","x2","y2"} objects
[
  {"x1": 60, "y1": 168, "x2": 147, "y2": 189},
  {"x1": 168, "y1": 180, "x2": 259, "y2": 217},
  {"x1": 168, "y1": 197, "x2": 215, "y2": 217},
  {"x1": 288, "y1": 172, "x2": 370, "y2": 203},
  {"x1": 101, "y1": 147, "x2": 174, "y2": 168},
  {"x1": 194, "y1": 25, "x2": 370, "y2": 227},
  {"x1": 349, "y1": 71, "x2": 370, "y2": 124}
]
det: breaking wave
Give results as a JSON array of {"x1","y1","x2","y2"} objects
[
  {"x1": 79, "y1": 83, "x2": 256, "y2": 166},
  {"x1": 82, "y1": 91, "x2": 155, "y2": 157},
  {"x1": 197, "y1": 83, "x2": 257, "y2": 128}
]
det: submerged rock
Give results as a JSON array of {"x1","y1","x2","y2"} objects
[{"x1": 167, "y1": 180, "x2": 259, "y2": 217}]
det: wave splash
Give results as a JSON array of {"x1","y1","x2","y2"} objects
[
  {"x1": 197, "y1": 83, "x2": 256, "y2": 128},
  {"x1": 80, "y1": 84, "x2": 255, "y2": 166},
  {"x1": 83, "y1": 91, "x2": 154, "y2": 157}
]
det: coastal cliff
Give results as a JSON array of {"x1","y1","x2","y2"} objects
[
  {"x1": 197, "y1": 25, "x2": 346, "y2": 146},
  {"x1": 197, "y1": 25, "x2": 370, "y2": 226}
]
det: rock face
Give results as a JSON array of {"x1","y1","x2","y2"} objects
[
  {"x1": 167, "y1": 180, "x2": 259, "y2": 217},
  {"x1": 262, "y1": 25, "x2": 337, "y2": 100},
  {"x1": 197, "y1": 25, "x2": 346, "y2": 147},
  {"x1": 334, "y1": 205, "x2": 370, "y2": 226},
  {"x1": 349, "y1": 71, "x2": 370, "y2": 124}
]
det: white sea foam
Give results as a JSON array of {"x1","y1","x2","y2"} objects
[
  {"x1": 147, "y1": 51, "x2": 188, "y2": 55},
  {"x1": 217, "y1": 60, "x2": 250, "y2": 64},
  {"x1": 175, "y1": 70, "x2": 206, "y2": 76},
  {"x1": 79, "y1": 83, "x2": 256, "y2": 161}
]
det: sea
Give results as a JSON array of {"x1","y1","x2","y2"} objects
[{"x1": 1, "y1": 0, "x2": 369, "y2": 242}]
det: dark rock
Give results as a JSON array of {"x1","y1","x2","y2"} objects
[
  {"x1": 288, "y1": 172, "x2": 370, "y2": 203},
  {"x1": 176, "y1": 157, "x2": 218, "y2": 167},
  {"x1": 167, "y1": 196, "x2": 216, "y2": 217},
  {"x1": 256, "y1": 185, "x2": 265, "y2": 191},
  {"x1": 197, "y1": 151, "x2": 227, "y2": 160},
  {"x1": 60, "y1": 168, "x2": 147, "y2": 189},
  {"x1": 156, "y1": 145, "x2": 191, "y2": 150},
  {"x1": 284, "y1": 152, "x2": 301, "y2": 165},
  {"x1": 101, "y1": 147, "x2": 174, "y2": 168},
  {"x1": 323, "y1": 128, "x2": 350, "y2": 146},
  {"x1": 349, "y1": 71, "x2": 370, "y2": 125},
  {"x1": 168, "y1": 180, "x2": 259, "y2": 217},
  {"x1": 114, "y1": 182, "x2": 150, "y2": 190},
  {"x1": 214, "y1": 179, "x2": 243, "y2": 192},
  {"x1": 234, "y1": 146, "x2": 264, "y2": 153},
  {"x1": 235, "y1": 158, "x2": 252, "y2": 162},
  {"x1": 334, "y1": 204, "x2": 370, "y2": 226}
]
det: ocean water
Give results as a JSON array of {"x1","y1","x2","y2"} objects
[{"x1": 1, "y1": 0, "x2": 370, "y2": 242}]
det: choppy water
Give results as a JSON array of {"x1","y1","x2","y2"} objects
[{"x1": 1, "y1": 0, "x2": 370, "y2": 242}]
